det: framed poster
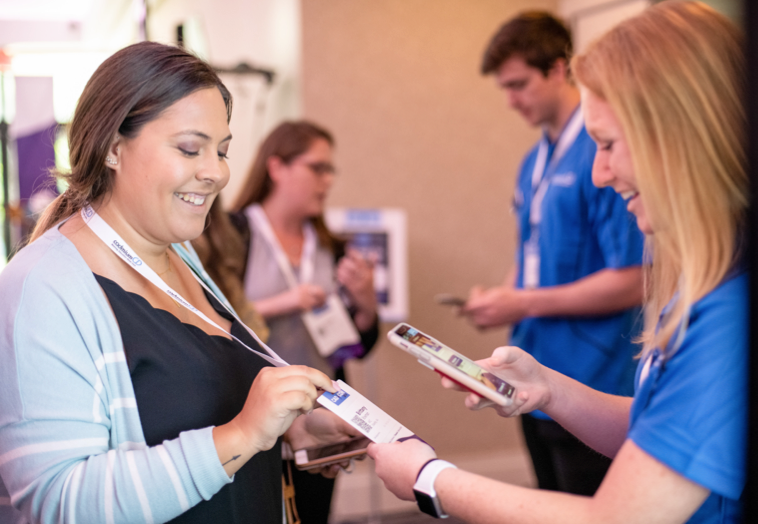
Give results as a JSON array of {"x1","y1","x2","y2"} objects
[{"x1": 325, "y1": 208, "x2": 408, "y2": 322}]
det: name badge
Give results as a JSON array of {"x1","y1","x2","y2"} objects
[
  {"x1": 523, "y1": 241, "x2": 540, "y2": 289},
  {"x1": 318, "y1": 380, "x2": 414, "y2": 443},
  {"x1": 551, "y1": 172, "x2": 576, "y2": 187},
  {"x1": 302, "y1": 294, "x2": 361, "y2": 357}
]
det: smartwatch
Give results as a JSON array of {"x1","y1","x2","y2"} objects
[{"x1": 413, "y1": 459, "x2": 457, "y2": 518}]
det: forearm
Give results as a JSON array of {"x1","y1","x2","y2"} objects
[
  {"x1": 352, "y1": 301, "x2": 378, "y2": 332},
  {"x1": 1, "y1": 423, "x2": 230, "y2": 524},
  {"x1": 520, "y1": 266, "x2": 642, "y2": 318},
  {"x1": 436, "y1": 468, "x2": 596, "y2": 524},
  {"x1": 254, "y1": 292, "x2": 298, "y2": 319},
  {"x1": 541, "y1": 367, "x2": 633, "y2": 458},
  {"x1": 213, "y1": 422, "x2": 260, "y2": 477},
  {"x1": 435, "y1": 440, "x2": 708, "y2": 524}
]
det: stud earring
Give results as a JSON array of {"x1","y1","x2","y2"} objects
[{"x1": 106, "y1": 156, "x2": 117, "y2": 165}]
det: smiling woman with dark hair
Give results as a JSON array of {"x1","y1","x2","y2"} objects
[{"x1": 0, "y1": 41, "x2": 357, "y2": 524}]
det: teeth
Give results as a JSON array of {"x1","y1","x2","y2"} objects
[
  {"x1": 174, "y1": 192, "x2": 206, "y2": 206},
  {"x1": 621, "y1": 191, "x2": 638, "y2": 202}
]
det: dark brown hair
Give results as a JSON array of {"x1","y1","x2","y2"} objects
[
  {"x1": 231, "y1": 120, "x2": 342, "y2": 252},
  {"x1": 31, "y1": 41, "x2": 232, "y2": 241},
  {"x1": 481, "y1": 11, "x2": 573, "y2": 76}
]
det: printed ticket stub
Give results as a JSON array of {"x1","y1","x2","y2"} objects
[{"x1": 318, "y1": 380, "x2": 414, "y2": 444}]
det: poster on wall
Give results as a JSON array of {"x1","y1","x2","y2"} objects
[{"x1": 325, "y1": 208, "x2": 408, "y2": 323}]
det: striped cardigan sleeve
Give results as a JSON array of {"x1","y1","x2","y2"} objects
[{"x1": 0, "y1": 230, "x2": 232, "y2": 524}]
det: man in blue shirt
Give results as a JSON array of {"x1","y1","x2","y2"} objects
[{"x1": 462, "y1": 12, "x2": 645, "y2": 496}]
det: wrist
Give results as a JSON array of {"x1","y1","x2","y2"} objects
[
  {"x1": 413, "y1": 459, "x2": 457, "y2": 518},
  {"x1": 213, "y1": 420, "x2": 257, "y2": 476},
  {"x1": 518, "y1": 288, "x2": 540, "y2": 318}
]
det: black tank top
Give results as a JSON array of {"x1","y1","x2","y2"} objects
[{"x1": 94, "y1": 274, "x2": 282, "y2": 524}]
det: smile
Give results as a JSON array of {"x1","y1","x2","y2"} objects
[
  {"x1": 174, "y1": 192, "x2": 207, "y2": 206},
  {"x1": 620, "y1": 190, "x2": 639, "y2": 202}
]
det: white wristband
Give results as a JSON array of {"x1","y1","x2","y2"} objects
[{"x1": 414, "y1": 459, "x2": 457, "y2": 497}]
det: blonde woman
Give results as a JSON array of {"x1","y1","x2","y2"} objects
[{"x1": 368, "y1": 3, "x2": 747, "y2": 523}]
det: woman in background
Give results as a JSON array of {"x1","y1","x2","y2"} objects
[
  {"x1": 368, "y1": 3, "x2": 747, "y2": 523},
  {"x1": 198, "y1": 120, "x2": 379, "y2": 523}
]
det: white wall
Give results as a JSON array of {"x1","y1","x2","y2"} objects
[
  {"x1": 147, "y1": 0, "x2": 301, "y2": 202},
  {"x1": 558, "y1": 0, "x2": 650, "y2": 53}
]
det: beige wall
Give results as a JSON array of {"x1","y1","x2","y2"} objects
[{"x1": 302, "y1": 0, "x2": 557, "y2": 458}]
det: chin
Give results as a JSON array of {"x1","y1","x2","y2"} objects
[
  {"x1": 636, "y1": 217, "x2": 653, "y2": 235},
  {"x1": 172, "y1": 219, "x2": 208, "y2": 243}
]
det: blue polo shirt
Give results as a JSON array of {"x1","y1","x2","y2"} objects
[
  {"x1": 628, "y1": 271, "x2": 747, "y2": 523},
  {"x1": 511, "y1": 123, "x2": 645, "y2": 419}
]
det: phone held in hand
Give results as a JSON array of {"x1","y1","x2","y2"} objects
[
  {"x1": 434, "y1": 293, "x2": 466, "y2": 307},
  {"x1": 387, "y1": 323, "x2": 516, "y2": 406},
  {"x1": 293, "y1": 436, "x2": 371, "y2": 471}
]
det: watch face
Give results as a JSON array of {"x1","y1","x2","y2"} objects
[{"x1": 414, "y1": 489, "x2": 442, "y2": 518}]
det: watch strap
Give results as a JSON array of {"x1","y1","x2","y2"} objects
[{"x1": 413, "y1": 459, "x2": 457, "y2": 518}]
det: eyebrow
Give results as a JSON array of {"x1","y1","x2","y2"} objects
[{"x1": 173, "y1": 130, "x2": 233, "y2": 143}]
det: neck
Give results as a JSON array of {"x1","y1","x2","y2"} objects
[
  {"x1": 544, "y1": 86, "x2": 581, "y2": 143},
  {"x1": 261, "y1": 197, "x2": 306, "y2": 237},
  {"x1": 93, "y1": 198, "x2": 172, "y2": 272}
]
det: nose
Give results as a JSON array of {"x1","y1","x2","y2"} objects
[
  {"x1": 322, "y1": 172, "x2": 336, "y2": 190},
  {"x1": 197, "y1": 154, "x2": 230, "y2": 189},
  {"x1": 591, "y1": 151, "x2": 612, "y2": 189},
  {"x1": 507, "y1": 90, "x2": 519, "y2": 110}
]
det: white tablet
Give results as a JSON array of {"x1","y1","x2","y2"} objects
[{"x1": 387, "y1": 323, "x2": 515, "y2": 406}]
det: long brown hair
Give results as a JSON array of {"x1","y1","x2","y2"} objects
[
  {"x1": 31, "y1": 41, "x2": 232, "y2": 241},
  {"x1": 231, "y1": 120, "x2": 343, "y2": 253},
  {"x1": 573, "y1": 1, "x2": 746, "y2": 355}
]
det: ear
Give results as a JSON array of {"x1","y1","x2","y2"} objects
[
  {"x1": 547, "y1": 58, "x2": 569, "y2": 83},
  {"x1": 105, "y1": 136, "x2": 121, "y2": 170},
  {"x1": 266, "y1": 155, "x2": 286, "y2": 183}
]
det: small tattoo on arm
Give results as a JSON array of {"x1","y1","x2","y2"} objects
[{"x1": 223, "y1": 455, "x2": 241, "y2": 466}]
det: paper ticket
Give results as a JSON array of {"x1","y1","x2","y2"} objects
[{"x1": 318, "y1": 380, "x2": 414, "y2": 443}]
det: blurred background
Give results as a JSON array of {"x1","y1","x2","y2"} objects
[{"x1": 0, "y1": 0, "x2": 742, "y2": 521}]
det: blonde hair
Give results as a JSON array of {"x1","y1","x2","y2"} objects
[{"x1": 573, "y1": 1, "x2": 746, "y2": 355}]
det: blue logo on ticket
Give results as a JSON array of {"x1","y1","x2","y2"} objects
[
  {"x1": 321, "y1": 389, "x2": 350, "y2": 406},
  {"x1": 317, "y1": 380, "x2": 414, "y2": 444}
]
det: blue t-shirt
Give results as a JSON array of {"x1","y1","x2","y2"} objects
[
  {"x1": 511, "y1": 123, "x2": 645, "y2": 419},
  {"x1": 628, "y1": 272, "x2": 747, "y2": 523}
]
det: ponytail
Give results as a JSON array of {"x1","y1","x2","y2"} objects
[{"x1": 29, "y1": 189, "x2": 85, "y2": 242}]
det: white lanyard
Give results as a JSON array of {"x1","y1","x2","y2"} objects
[
  {"x1": 529, "y1": 107, "x2": 584, "y2": 227},
  {"x1": 247, "y1": 204, "x2": 361, "y2": 359},
  {"x1": 247, "y1": 204, "x2": 317, "y2": 289},
  {"x1": 81, "y1": 205, "x2": 288, "y2": 368}
]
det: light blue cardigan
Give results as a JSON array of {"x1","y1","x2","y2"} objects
[{"x1": 0, "y1": 225, "x2": 234, "y2": 523}]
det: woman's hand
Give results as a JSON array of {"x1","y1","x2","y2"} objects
[
  {"x1": 255, "y1": 285, "x2": 327, "y2": 318},
  {"x1": 368, "y1": 439, "x2": 437, "y2": 501},
  {"x1": 441, "y1": 346, "x2": 552, "y2": 418},
  {"x1": 286, "y1": 407, "x2": 361, "y2": 451},
  {"x1": 461, "y1": 285, "x2": 529, "y2": 329},
  {"x1": 337, "y1": 250, "x2": 377, "y2": 330},
  {"x1": 291, "y1": 284, "x2": 327, "y2": 312},
  {"x1": 214, "y1": 365, "x2": 335, "y2": 476},
  {"x1": 286, "y1": 408, "x2": 363, "y2": 478}
]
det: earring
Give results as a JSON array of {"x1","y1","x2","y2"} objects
[{"x1": 106, "y1": 156, "x2": 117, "y2": 165}]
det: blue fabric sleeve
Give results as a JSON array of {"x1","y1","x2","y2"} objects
[{"x1": 627, "y1": 274, "x2": 747, "y2": 500}]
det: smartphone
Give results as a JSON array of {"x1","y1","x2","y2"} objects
[
  {"x1": 293, "y1": 436, "x2": 371, "y2": 471},
  {"x1": 387, "y1": 323, "x2": 515, "y2": 406},
  {"x1": 434, "y1": 293, "x2": 466, "y2": 307}
]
